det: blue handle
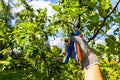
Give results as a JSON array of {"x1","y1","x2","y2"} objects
[
  {"x1": 63, "y1": 31, "x2": 81, "y2": 64},
  {"x1": 74, "y1": 31, "x2": 81, "y2": 36},
  {"x1": 63, "y1": 40, "x2": 74, "y2": 64}
]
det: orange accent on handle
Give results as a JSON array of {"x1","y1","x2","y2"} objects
[{"x1": 76, "y1": 34, "x2": 83, "y2": 62}]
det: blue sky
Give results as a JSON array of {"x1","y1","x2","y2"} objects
[
  {"x1": 44, "y1": 0, "x2": 58, "y2": 3},
  {"x1": 111, "y1": 0, "x2": 120, "y2": 11}
]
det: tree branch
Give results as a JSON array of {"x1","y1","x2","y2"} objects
[{"x1": 87, "y1": 0, "x2": 120, "y2": 43}]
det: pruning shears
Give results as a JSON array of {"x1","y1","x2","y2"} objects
[{"x1": 63, "y1": 21, "x2": 83, "y2": 64}]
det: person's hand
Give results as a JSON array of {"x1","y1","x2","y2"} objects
[{"x1": 71, "y1": 36, "x2": 100, "y2": 69}]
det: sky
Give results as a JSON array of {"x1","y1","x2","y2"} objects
[
  {"x1": 5, "y1": 0, "x2": 120, "y2": 49},
  {"x1": 111, "y1": 0, "x2": 120, "y2": 11}
]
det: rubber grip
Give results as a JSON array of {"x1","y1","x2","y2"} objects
[
  {"x1": 76, "y1": 35, "x2": 83, "y2": 62},
  {"x1": 63, "y1": 40, "x2": 74, "y2": 64}
]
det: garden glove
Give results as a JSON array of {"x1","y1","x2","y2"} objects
[{"x1": 70, "y1": 36, "x2": 100, "y2": 69}]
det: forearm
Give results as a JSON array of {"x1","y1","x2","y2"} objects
[
  {"x1": 84, "y1": 64, "x2": 103, "y2": 80},
  {"x1": 71, "y1": 36, "x2": 103, "y2": 80}
]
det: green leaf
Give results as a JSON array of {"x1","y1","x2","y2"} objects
[
  {"x1": 51, "y1": 5, "x2": 60, "y2": 12},
  {"x1": 86, "y1": 2, "x2": 96, "y2": 8},
  {"x1": 91, "y1": 0, "x2": 97, "y2": 3},
  {"x1": 105, "y1": 35, "x2": 116, "y2": 54},
  {"x1": 41, "y1": 52, "x2": 45, "y2": 60},
  {"x1": 73, "y1": 8, "x2": 87, "y2": 15},
  {"x1": 92, "y1": 14, "x2": 99, "y2": 23},
  {"x1": 102, "y1": 0, "x2": 110, "y2": 10},
  {"x1": 32, "y1": 49, "x2": 39, "y2": 57},
  {"x1": 97, "y1": 5, "x2": 107, "y2": 17},
  {"x1": 7, "y1": 56, "x2": 12, "y2": 61},
  {"x1": 0, "y1": 38, "x2": 5, "y2": 41}
]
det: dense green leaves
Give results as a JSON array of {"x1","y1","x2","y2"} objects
[
  {"x1": 0, "y1": 0, "x2": 120, "y2": 80},
  {"x1": 105, "y1": 35, "x2": 120, "y2": 56}
]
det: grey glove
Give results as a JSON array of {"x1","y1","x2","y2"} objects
[{"x1": 71, "y1": 36, "x2": 100, "y2": 69}]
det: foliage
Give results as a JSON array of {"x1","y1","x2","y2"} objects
[{"x1": 0, "y1": 0, "x2": 120, "y2": 80}]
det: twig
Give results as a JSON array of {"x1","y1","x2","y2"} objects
[
  {"x1": 62, "y1": 20, "x2": 74, "y2": 25},
  {"x1": 87, "y1": 0, "x2": 120, "y2": 43},
  {"x1": 106, "y1": 61, "x2": 120, "y2": 79}
]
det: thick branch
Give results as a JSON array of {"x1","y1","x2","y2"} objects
[
  {"x1": 87, "y1": 0, "x2": 120, "y2": 43},
  {"x1": 106, "y1": 0, "x2": 120, "y2": 18}
]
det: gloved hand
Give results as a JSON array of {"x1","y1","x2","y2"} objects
[{"x1": 70, "y1": 36, "x2": 100, "y2": 69}]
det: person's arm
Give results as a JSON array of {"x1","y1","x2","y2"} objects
[
  {"x1": 85, "y1": 64, "x2": 102, "y2": 80},
  {"x1": 71, "y1": 36, "x2": 103, "y2": 80}
]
